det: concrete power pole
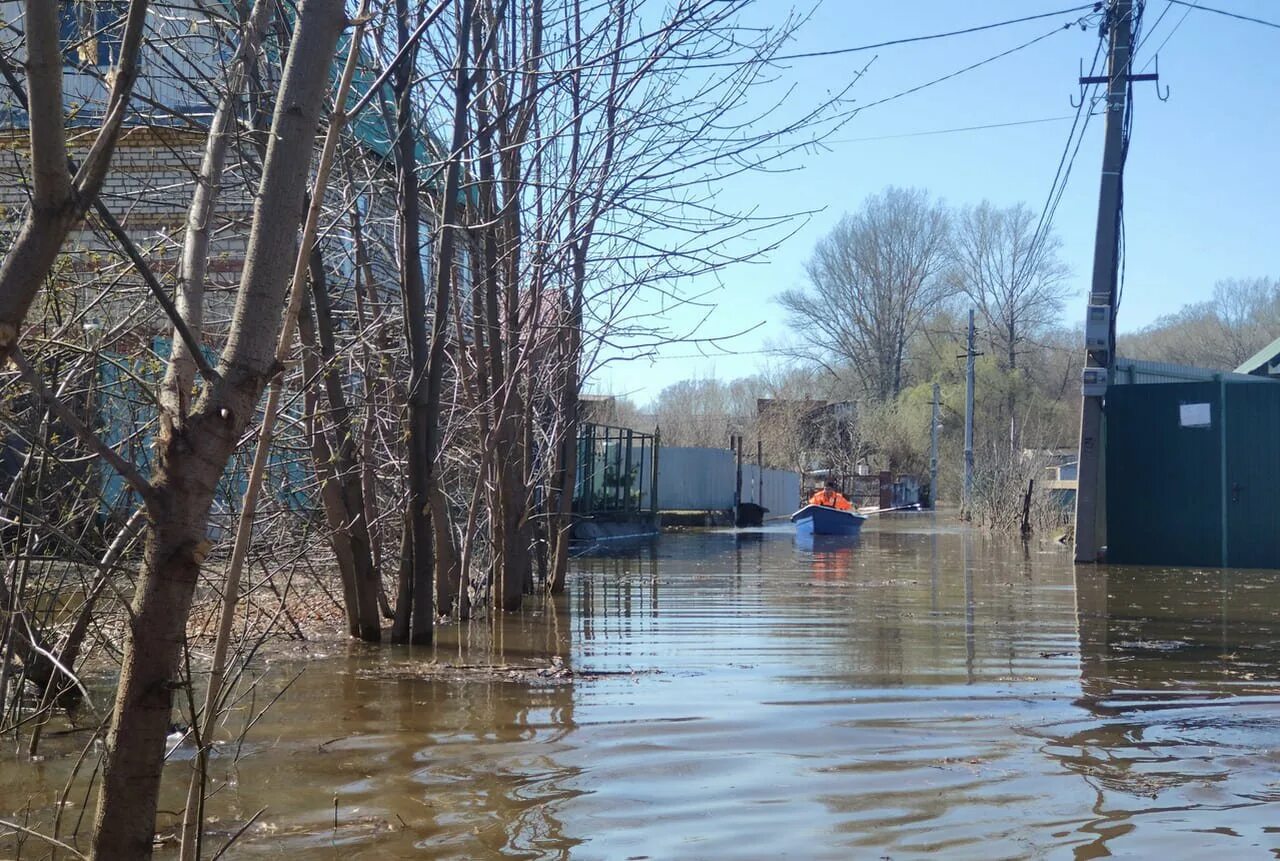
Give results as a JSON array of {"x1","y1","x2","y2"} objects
[
  {"x1": 930, "y1": 383, "x2": 940, "y2": 509},
  {"x1": 1074, "y1": 0, "x2": 1140, "y2": 562},
  {"x1": 963, "y1": 309, "x2": 975, "y2": 516}
]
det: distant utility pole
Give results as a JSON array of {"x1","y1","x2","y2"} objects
[
  {"x1": 963, "y1": 309, "x2": 976, "y2": 516},
  {"x1": 930, "y1": 383, "x2": 940, "y2": 509},
  {"x1": 1074, "y1": 0, "x2": 1157, "y2": 562}
]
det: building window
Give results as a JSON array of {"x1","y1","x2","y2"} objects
[{"x1": 59, "y1": 1, "x2": 125, "y2": 68}]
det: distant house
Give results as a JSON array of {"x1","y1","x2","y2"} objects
[
  {"x1": 579, "y1": 395, "x2": 620, "y2": 426},
  {"x1": 755, "y1": 398, "x2": 857, "y2": 468},
  {"x1": 0, "y1": 1, "x2": 458, "y2": 525},
  {"x1": 1235, "y1": 336, "x2": 1280, "y2": 379},
  {"x1": 0, "y1": 0, "x2": 433, "y2": 338}
]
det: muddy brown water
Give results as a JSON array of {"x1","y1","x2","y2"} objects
[{"x1": 4, "y1": 516, "x2": 1280, "y2": 859}]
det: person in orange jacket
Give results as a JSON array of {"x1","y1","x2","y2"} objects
[{"x1": 809, "y1": 480, "x2": 853, "y2": 511}]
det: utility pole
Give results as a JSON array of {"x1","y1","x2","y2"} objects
[
  {"x1": 1074, "y1": 0, "x2": 1150, "y2": 562},
  {"x1": 963, "y1": 309, "x2": 976, "y2": 516},
  {"x1": 930, "y1": 382, "x2": 940, "y2": 510}
]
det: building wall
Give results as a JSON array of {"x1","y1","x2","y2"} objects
[
  {"x1": 0, "y1": 124, "x2": 253, "y2": 333},
  {"x1": 0, "y1": 0, "x2": 235, "y2": 119},
  {"x1": 0, "y1": 0, "x2": 413, "y2": 342}
]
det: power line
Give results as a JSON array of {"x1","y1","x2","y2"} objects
[
  {"x1": 688, "y1": 4, "x2": 1102, "y2": 69},
  {"x1": 1164, "y1": 0, "x2": 1280, "y2": 29},
  {"x1": 827, "y1": 114, "x2": 1076, "y2": 144},
  {"x1": 1135, "y1": 0, "x2": 1177, "y2": 55},
  {"x1": 848, "y1": 22, "x2": 1090, "y2": 118},
  {"x1": 1140, "y1": 1, "x2": 1198, "y2": 69},
  {"x1": 1017, "y1": 31, "x2": 1107, "y2": 287}
]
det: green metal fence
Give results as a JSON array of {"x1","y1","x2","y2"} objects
[{"x1": 1107, "y1": 379, "x2": 1280, "y2": 568}]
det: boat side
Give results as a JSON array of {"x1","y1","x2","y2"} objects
[{"x1": 790, "y1": 504, "x2": 867, "y2": 536}]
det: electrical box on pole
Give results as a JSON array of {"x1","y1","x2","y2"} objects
[{"x1": 1084, "y1": 304, "x2": 1111, "y2": 357}]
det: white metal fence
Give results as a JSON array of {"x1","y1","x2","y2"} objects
[
  {"x1": 645, "y1": 446, "x2": 800, "y2": 517},
  {"x1": 740, "y1": 463, "x2": 802, "y2": 518}
]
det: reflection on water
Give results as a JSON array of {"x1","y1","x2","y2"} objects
[
  {"x1": 3, "y1": 518, "x2": 1280, "y2": 858},
  {"x1": 1037, "y1": 567, "x2": 1280, "y2": 859}
]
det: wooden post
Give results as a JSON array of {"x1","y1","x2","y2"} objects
[
  {"x1": 733, "y1": 433, "x2": 743, "y2": 513},
  {"x1": 650, "y1": 426, "x2": 661, "y2": 515},
  {"x1": 1021, "y1": 478, "x2": 1035, "y2": 539},
  {"x1": 756, "y1": 437, "x2": 763, "y2": 505}
]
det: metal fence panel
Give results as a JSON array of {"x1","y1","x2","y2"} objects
[
  {"x1": 650, "y1": 446, "x2": 800, "y2": 513},
  {"x1": 740, "y1": 464, "x2": 801, "y2": 517},
  {"x1": 653, "y1": 447, "x2": 736, "y2": 510},
  {"x1": 1106, "y1": 381, "x2": 1223, "y2": 566},
  {"x1": 1224, "y1": 382, "x2": 1280, "y2": 567}
]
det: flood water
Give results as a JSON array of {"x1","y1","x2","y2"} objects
[{"x1": 5, "y1": 516, "x2": 1280, "y2": 859}]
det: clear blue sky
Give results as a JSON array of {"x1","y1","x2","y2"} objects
[{"x1": 587, "y1": 0, "x2": 1280, "y2": 404}]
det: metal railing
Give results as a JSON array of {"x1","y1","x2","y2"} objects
[{"x1": 572, "y1": 423, "x2": 656, "y2": 515}]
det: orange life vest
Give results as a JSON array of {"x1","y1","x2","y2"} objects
[{"x1": 809, "y1": 488, "x2": 852, "y2": 511}]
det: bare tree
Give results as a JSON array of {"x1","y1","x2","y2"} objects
[
  {"x1": 948, "y1": 201, "x2": 1071, "y2": 371},
  {"x1": 780, "y1": 187, "x2": 952, "y2": 400},
  {"x1": 1121, "y1": 277, "x2": 1280, "y2": 370},
  {"x1": 653, "y1": 377, "x2": 740, "y2": 448}
]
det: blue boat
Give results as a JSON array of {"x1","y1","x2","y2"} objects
[{"x1": 789, "y1": 504, "x2": 867, "y2": 537}]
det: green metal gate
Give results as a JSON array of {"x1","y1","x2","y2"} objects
[{"x1": 1107, "y1": 379, "x2": 1280, "y2": 568}]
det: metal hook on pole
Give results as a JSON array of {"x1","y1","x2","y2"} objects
[
  {"x1": 1069, "y1": 57, "x2": 1087, "y2": 108},
  {"x1": 1154, "y1": 54, "x2": 1171, "y2": 101}
]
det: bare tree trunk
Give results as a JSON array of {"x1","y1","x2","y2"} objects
[
  {"x1": 466, "y1": 8, "x2": 526, "y2": 611},
  {"x1": 89, "y1": 2, "x2": 345, "y2": 855},
  {"x1": 549, "y1": 0, "x2": 620, "y2": 591},
  {"x1": 422, "y1": 0, "x2": 476, "y2": 596},
  {"x1": 548, "y1": 252, "x2": 585, "y2": 593},
  {"x1": 389, "y1": 0, "x2": 433, "y2": 645},
  {"x1": 299, "y1": 295, "x2": 365, "y2": 634},
  {"x1": 347, "y1": 181, "x2": 392, "y2": 579},
  {"x1": 430, "y1": 482, "x2": 461, "y2": 615},
  {"x1": 392, "y1": 499, "x2": 414, "y2": 642},
  {"x1": 307, "y1": 247, "x2": 381, "y2": 636}
]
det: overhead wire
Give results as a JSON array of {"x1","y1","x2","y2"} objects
[
  {"x1": 1135, "y1": 0, "x2": 1175, "y2": 55},
  {"x1": 1164, "y1": 0, "x2": 1280, "y2": 29},
  {"x1": 825, "y1": 114, "x2": 1077, "y2": 144},
  {"x1": 842, "y1": 18, "x2": 1100, "y2": 124},
  {"x1": 687, "y1": 4, "x2": 1103, "y2": 69},
  {"x1": 1139, "y1": 0, "x2": 1197, "y2": 70},
  {"x1": 1016, "y1": 26, "x2": 1107, "y2": 291}
]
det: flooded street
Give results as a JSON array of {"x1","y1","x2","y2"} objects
[{"x1": 5, "y1": 517, "x2": 1280, "y2": 858}]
